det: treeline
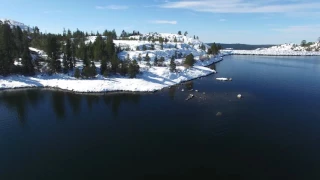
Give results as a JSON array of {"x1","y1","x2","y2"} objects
[
  {"x1": 0, "y1": 20, "x2": 140, "y2": 78},
  {"x1": 0, "y1": 20, "x2": 34, "y2": 75},
  {"x1": 207, "y1": 43, "x2": 223, "y2": 55}
]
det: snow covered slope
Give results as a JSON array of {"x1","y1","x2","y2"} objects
[
  {"x1": 0, "y1": 18, "x2": 32, "y2": 32},
  {"x1": 222, "y1": 43, "x2": 320, "y2": 56},
  {"x1": 116, "y1": 33, "x2": 209, "y2": 61},
  {"x1": 0, "y1": 57, "x2": 220, "y2": 93}
]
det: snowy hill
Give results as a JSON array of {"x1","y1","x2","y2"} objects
[
  {"x1": 0, "y1": 18, "x2": 32, "y2": 32},
  {"x1": 222, "y1": 42, "x2": 320, "y2": 56},
  {"x1": 85, "y1": 32, "x2": 210, "y2": 63}
]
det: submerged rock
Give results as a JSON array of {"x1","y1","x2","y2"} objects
[
  {"x1": 185, "y1": 94, "x2": 194, "y2": 101},
  {"x1": 216, "y1": 112, "x2": 222, "y2": 116}
]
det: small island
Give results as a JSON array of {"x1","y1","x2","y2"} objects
[{"x1": 0, "y1": 19, "x2": 223, "y2": 93}]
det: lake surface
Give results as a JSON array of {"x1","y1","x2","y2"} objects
[{"x1": 1, "y1": 55, "x2": 320, "y2": 180}]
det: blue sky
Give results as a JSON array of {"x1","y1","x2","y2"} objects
[{"x1": 1, "y1": 0, "x2": 320, "y2": 44}]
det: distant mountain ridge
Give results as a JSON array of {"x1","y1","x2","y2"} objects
[
  {"x1": 0, "y1": 18, "x2": 32, "y2": 32},
  {"x1": 207, "y1": 43, "x2": 276, "y2": 50}
]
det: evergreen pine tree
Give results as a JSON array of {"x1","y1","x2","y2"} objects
[
  {"x1": 46, "y1": 35, "x2": 60, "y2": 73},
  {"x1": 174, "y1": 37, "x2": 177, "y2": 43},
  {"x1": 128, "y1": 60, "x2": 140, "y2": 78},
  {"x1": 159, "y1": 57, "x2": 165, "y2": 66},
  {"x1": 106, "y1": 35, "x2": 115, "y2": 58},
  {"x1": 71, "y1": 42, "x2": 76, "y2": 67},
  {"x1": 74, "y1": 67, "x2": 81, "y2": 78},
  {"x1": 21, "y1": 37, "x2": 34, "y2": 75},
  {"x1": 14, "y1": 26, "x2": 24, "y2": 57},
  {"x1": 100, "y1": 55, "x2": 107, "y2": 75},
  {"x1": 144, "y1": 53, "x2": 150, "y2": 62},
  {"x1": 154, "y1": 56, "x2": 158, "y2": 66},
  {"x1": 83, "y1": 46, "x2": 89, "y2": 67},
  {"x1": 62, "y1": 54, "x2": 68, "y2": 73},
  {"x1": 178, "y1": 31, "x2": 182, "y2": 35},
  {"x1": 142, "y1": 45, "x2": 147, "y2": 51},
  {"x1": 184, "y1": 53, "x2": 195, "y2": 67},
  {"x1": 0, "y1": 23, "x2": 15, "y2": 75},
  {"x1": 90, "y1": 61, "x2": 97, "y2": 77},
  {"x1": 137, "y1": 53, "x2": 142, "y2": 62},
  {"x1": 170, "y1": 56, "x2": 176, "y2": 72},
  {"x1": 66, "y1": 38, "x2": 73, "y2": 70},
  {"x1": 111, "y1": 54, "x2": 119, "y2": 73}
]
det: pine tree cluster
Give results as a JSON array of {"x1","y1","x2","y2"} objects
[
  {"x1": 208, "y1": 43, "x2": 223, "y2": 55},
  {"x1": 0, "y1": 20, "x2": 34, "y2": 76}
]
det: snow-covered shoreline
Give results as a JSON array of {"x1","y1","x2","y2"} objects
[
  {"x1": 222, "y1": 50, "x2": 320, "y2": 56},
  {"x1": 221, "y1": 43, "x2": 320, "y2": 56},
  {"x1": 0, "y1": 57, "x2": 221, "y2": 93}
]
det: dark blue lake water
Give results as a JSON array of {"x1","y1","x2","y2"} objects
[{"x1": 0, "y1": 55, "x2": 320, "y2": 179}]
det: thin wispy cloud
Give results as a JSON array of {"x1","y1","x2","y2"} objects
[
  {"x1": 159, "y1": 0, "x2": 320, "y2": 13},
  {"x1": 149, "y1": 20, "x2": 177, "y2": 25},
  {"x1": 96, "y1": 5, "x2": 128, "y2": 10},
  {"x1": 271, "y1": 25, "x2": 320, "y2": 33},
  {"x1": 219, "y1": 19, "x2": 226, "y2": 22}
]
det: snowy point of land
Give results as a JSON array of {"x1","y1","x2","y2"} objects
[
  {"x1": 221, "y1": 43, "x2": 320, "y2": 56},
  {"x1": 0, "y1": 33, "x2": 222, "y2": 93}
]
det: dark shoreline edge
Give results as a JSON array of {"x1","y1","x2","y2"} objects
[{"x1": 0, "y1": 58, "x2": 222, "y2": 95}]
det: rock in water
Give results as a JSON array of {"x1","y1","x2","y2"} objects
[
  {"x1": 216, "y1": 78, "x2": 229, "y2": 81},
  {"x1": 237, "y1": 94, "x2": 242, "y2": 99},
  {"x1": 216, "y1": 112, "x2": 222, "y2": 116},
  {"x1": 185, "y1": 94, "x2": 194, "y2": 101}
]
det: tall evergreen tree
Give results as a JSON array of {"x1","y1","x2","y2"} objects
[
  {"x1": 144, "y1": 53, "x2": 150, "y2": 62},
  {"x1": 83, "y1": 45, "x2": 89, "y2": 67},
  {"x1": 14, "y1": 26, "x2": 24, "y2": 57},
  {"x1": 170, "y1": 56, "x2": 176, "y2": 72},
  {"x1": 100, "y1": 55, "x2": 107, "y2": 75},
  {"x1": 21, "y1": 37, "x2": 34, "y2": 75},
  {"x1": 137, "y1": 53, "x2": 142, "y2": 62},
  {"x1": 62, "y1": 54, "x2": 68, "y2": 73},
  {"x1": 154, "y1": 56, "x2": 158, "y2": 66},
  {"x1": 65, "y1": 38, "x2": 73, "y2": 70},
  {"x1": 0, "y1": 23, "x2": 15, "y2": 75},
  {"x1": 106, "y1": 35, "x2": 115, "y2": 58},
  {"x1": 184, "y1": 53, "x2": 195, "y2": 67},
  {"x1": 46, "y1": 35, "x2": 60, "y2": 73},
  {"x1": 110, "y1": 54, "x2": 119, "y2": 73},
  {"x1": 128, "y1": 60, "x2": 140, "y2": 78}
]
